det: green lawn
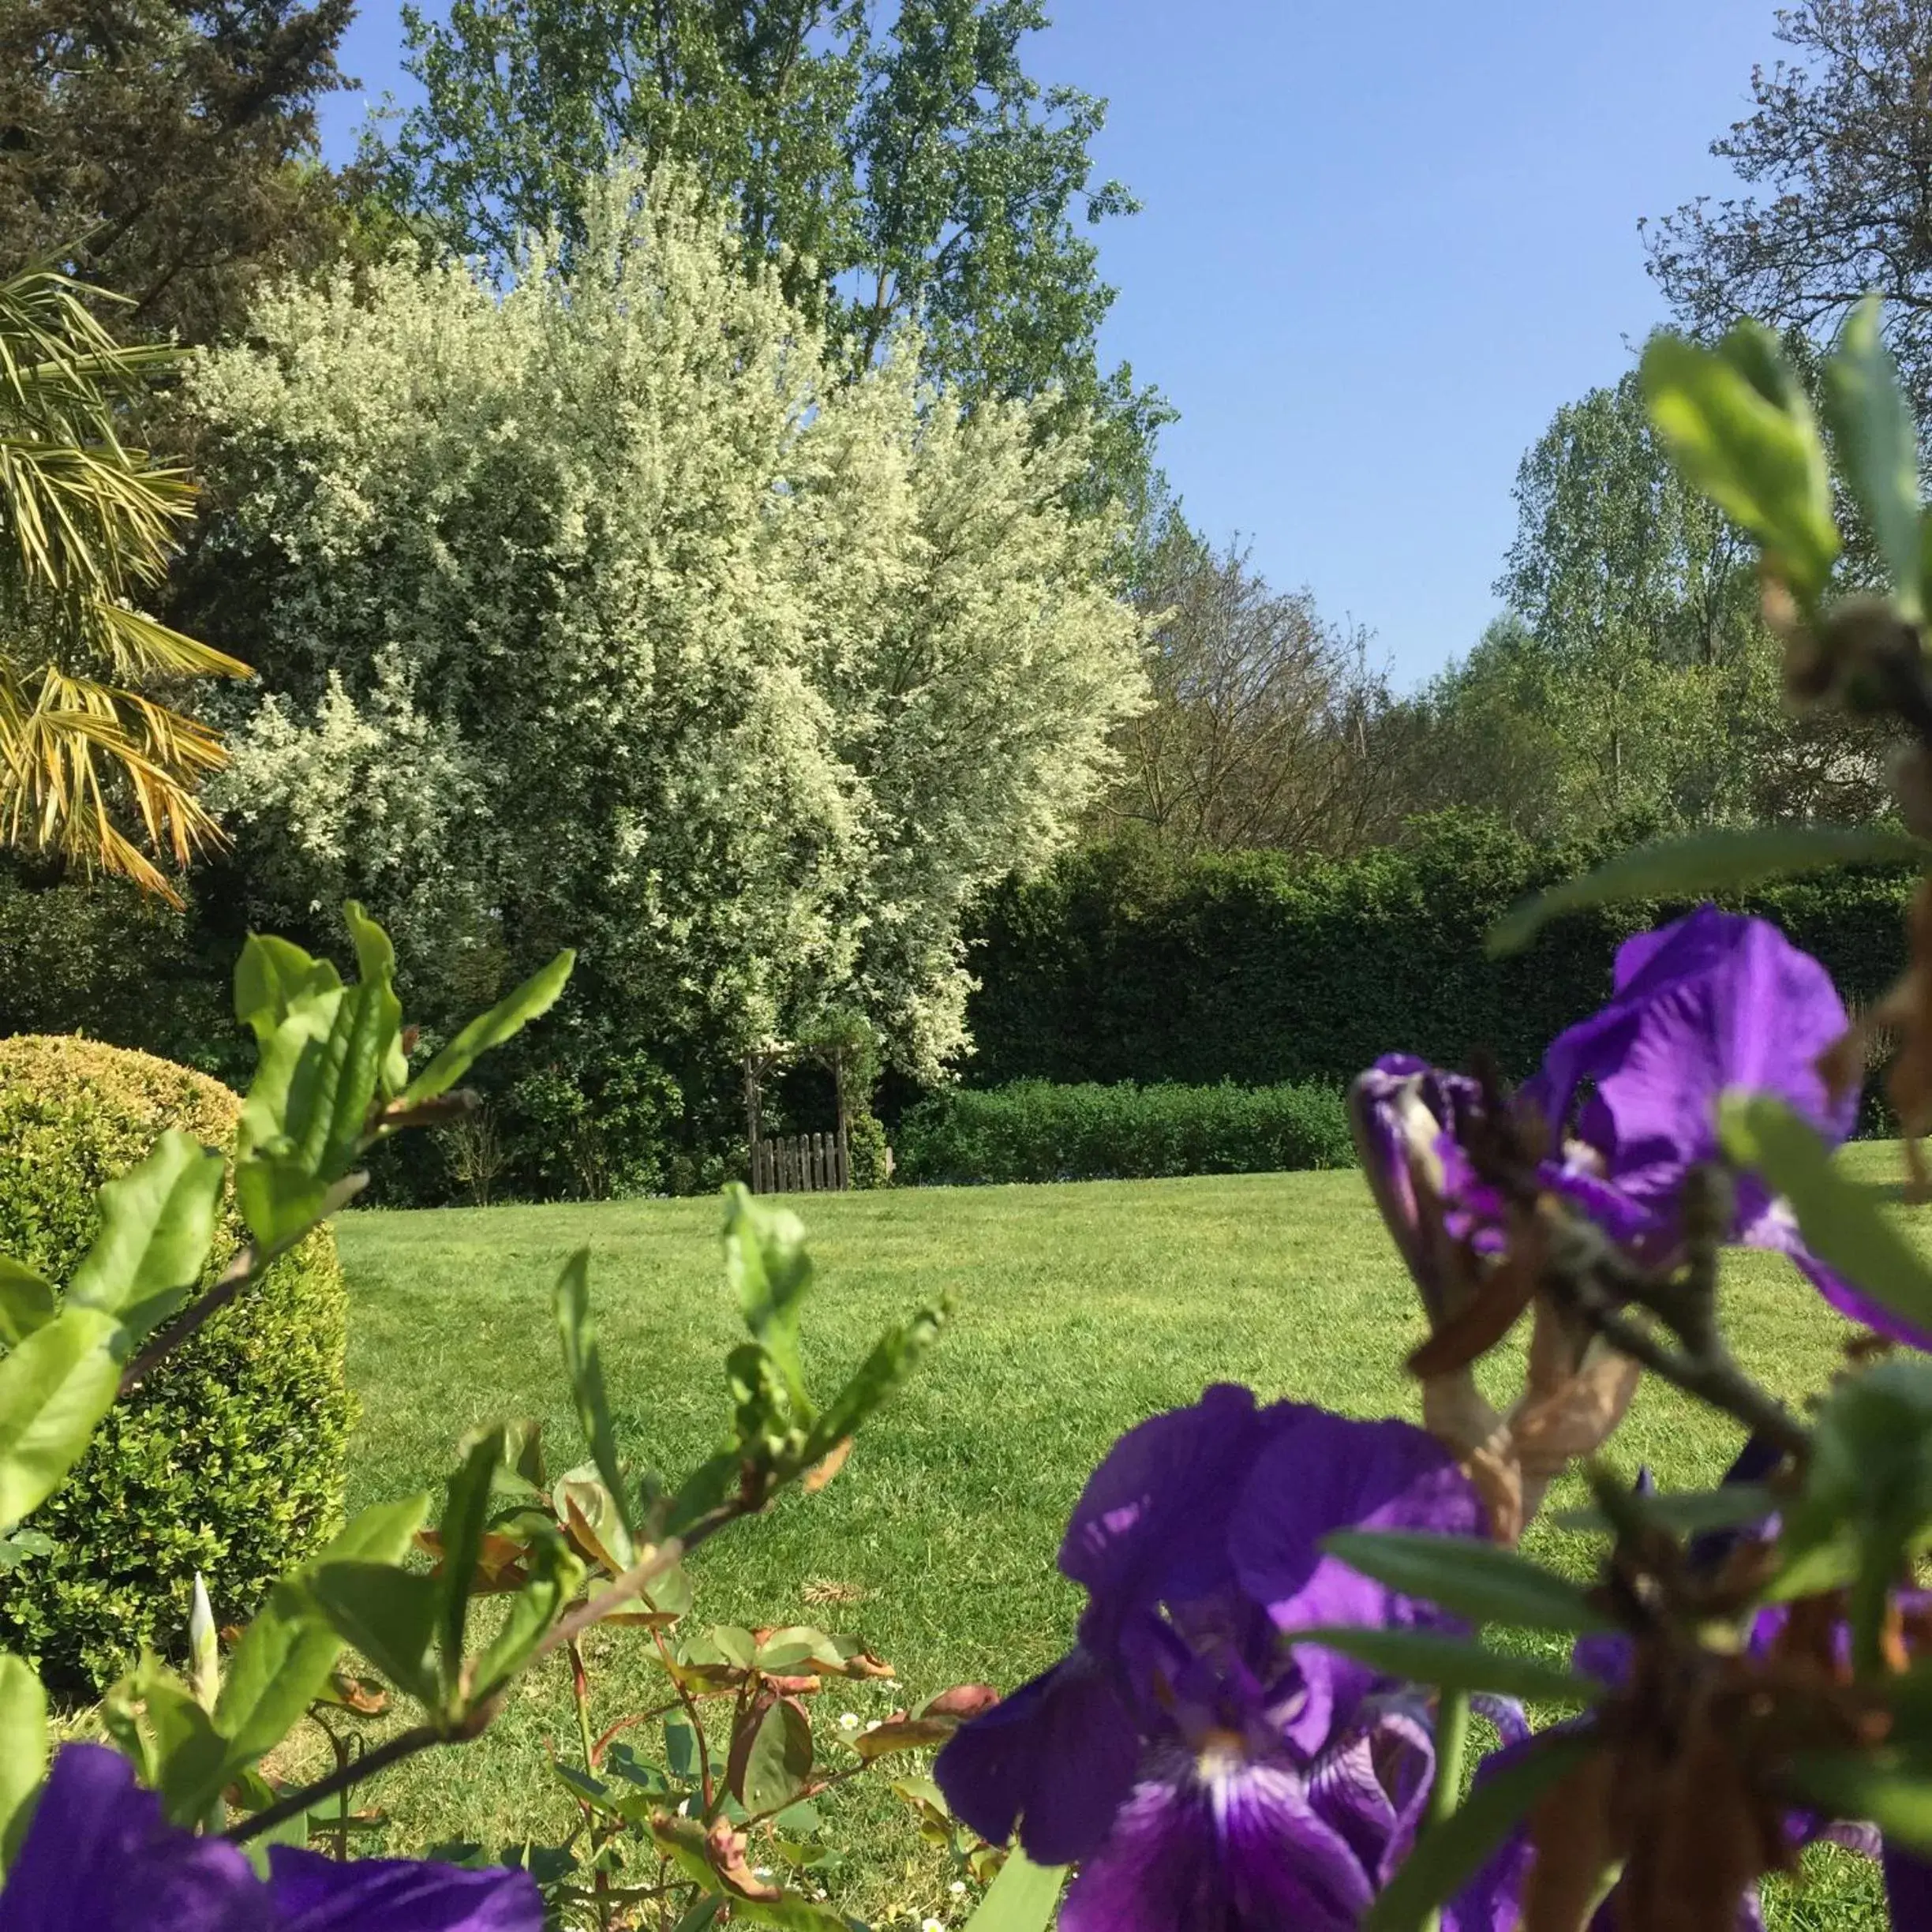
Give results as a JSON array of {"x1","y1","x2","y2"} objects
[{"x1": 328, "y1": 1155, "x2": 1915, "y2": 1927}]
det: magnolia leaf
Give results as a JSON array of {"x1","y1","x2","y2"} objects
[
  {"x1": 1642, "y1": 328, "x2": 1840, "y2": 605},
  {"x1": 398, "y1": 951, "x2": 574, "y2": 1106},
  {"x1": 1551, "y1": 1484, "x2": 1780, "y2": 1537},
  {"x1": 1290, "y1": 1627, "x2": 1604, "y2": 1706},
  {"x1": 803, "y1": 1298, "x2": 949, "y2": 1465},
  {"x1": 305, "y1": 1563, "x2": 440, "y2": 1704},
  {"x1": 0, "y1": 1653, "x2": 47, "y2": 1870},
  {"x1": 1364, "y1": 1731, "x2": 1602, "y2": 1931},
  {"x1": 960, "y1": 1845, "x2": 1065, "y2": 1932},
  {"x1": 234, "y1": 936, "x2": 338, "y2": 1043},
  {"x1": 738, "y1": 1695, "x2": 814, "y2": 1815},
  {"x1": 1786, "y1": 1747, "x2": 1932, "y2": 1852},
  {"x1": 722, "y1": 1188, "x2": 814, "y2": 1418},
  {"x1": 1824, "y1": 298, "x2": 1926, "y2": 619},
  {"x1": 1486, "y1": 826, "x2": 1928, "y2": 956},
  {"x1": 1719, "y1": 1092, "x2": 1932, "y2": 1338},
  {"x1": 552, "y1": 1253, "x2": 632, "y2": 1545},
  {"x1": 0, "y1": 1260, "x2": 54, "y2": 1348},
  {"x1": 0, "y1": 1308, "x2": 124, "y2": 1535},
  {"x1": 436, "y1": 1427, "x2": 505, "y2": 1684},
  {"x1": 1322, "y1": 1530, "x2": 1613, "y2": 1634},
  {"x1": 67, "y1": 1131, "x2": 225, "y2": 1340}
]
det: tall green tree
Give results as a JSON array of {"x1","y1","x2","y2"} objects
[
  {"x1": 1644, "y1": 0, "x2": 1932, "y2": 417},
  {"x1": 377, "y1": 0, "x2": 1165, "y2": 493},
  {"x1": 1395, "y1": 365, "x2": 1896, "y2": 837},
  {"x1": 0, "y1": 0, "x2": 356, "y2": 346}
]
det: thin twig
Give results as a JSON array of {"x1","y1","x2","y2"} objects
[
  {"x1": 120, "y1": 1248, "x2": 254, "y2": 1393},
  {"x1": 224, "y1": 1505, "x2": 747, "y2": 1848},
  {"x1": 229, "y1": 1724, "x2": 444, "y2": 1846}
]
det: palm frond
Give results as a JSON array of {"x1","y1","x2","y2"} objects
[{"x1": 0, "y1": 260, "x2": 250, "y2": 898}]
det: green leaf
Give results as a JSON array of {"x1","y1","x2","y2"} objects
[
  {"x1": 436, "y1": 1427, "x2": 505, "y2": 1691},
  {"x1": 666, "y1": 1449, "x2": 742, "y2": 1539},
  {"x1": 0, "y1": 1307, "x2": 124, "y2": 1535},
  {"x1": 728, "y1": 1896, "x2": 848, "y2": 1931},
  {"x1": 235, "y1": 981, "x2": 346, "y2": 1168},
  {"x1": 1551, "y1": 1485, "x2": 1780, "y2": 1537},
  {"x1": 665, "y1": 1714, "x2": 700, "y2": 1780},
  {"x1": 1642, "y1": 327, "x2": 1840, "y2": 606},
  {"x1": 722, "y1": 1188, "x2": 814, "y2": 1418},
  {"x1": 1785, "y1": 1747, "x2": 1932, "y2": 1852},
  {"x1": 1290, "y1": 1627, "x2": 1605, "y2": 1706},
  {"x1": 1485, "y1": 826, "x2": 1930, "y2": 956},
  {"x1": 66, "y1": 1130, "x2": 225, "y2": 1341},
  {"x1": 1779, "y1": 1357, "x2": 1932, "y2": 1667},
  {"x1": 233, "y1": 1157, "x2": 330, "y2": 1255},
  {"x1": 960, "y1": 1846, "x2": 1066, "y2": 1932},
  {"x1": 1719, "y1": 1093, "x2": 1932, "y2": 1339},
  {"x1": 215, "y1": 1589, "x2": 350, "y2": 1777},
  {"x1": 0, "y1": 1653, "x2": 47, "y2": 1870},
  {"x1": 217, "y1": 1496, "x2": 430, "y2": 1774},
  {"x1": 753, "y1": 1627, "x2": 849, "y2": 1674},
  {"x1": 344, "y1": 902, "x2": 409, "y2": 1096},
  {"x1": 802, "y1": 1298, "x2": 949, "y2": 1466},
  {"x1": 739, "y1": 1695, "x2": 814, "y2": 1815},
  {"x1": 0, "y1": 1260, "x2": 54, "y2": 1347},
  {"x1": 552, "y1": 1252, "x2": 633, "y2": 1549},
  {"x1": 234, "y1": 935, "x2": 337, "y2": 1043},
  {"x1": 1322, "y1": 1531, "x2": 1613, "y2": 1634},
  {"x1": 398, "y1": 950, "x2": 575, "y2": 1107},
  {"x1": 1824, "y1": 298, "x2": 1926, "y2": 619},
  {"x1": 470, "y1": 1536, "x2": 583, "y2": 1699},
  {"x1": 1364, "y1": 1730, "x2": 1601, "y2": 1931},
  {"x1": 139, "y1": 1666, "x2": 230, "y2": 1829},
  {"x1": 305, "y1": 1563, "x2": 440, "y2": 1703}
]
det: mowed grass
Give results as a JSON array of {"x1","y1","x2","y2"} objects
[{"x1": 328, "y1": 1152, "x2": 1921, "y2": 1927}]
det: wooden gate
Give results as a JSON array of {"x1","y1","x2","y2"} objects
[{"x1": 751, "y1": 1131, "x2": 848, "y2": 1195}]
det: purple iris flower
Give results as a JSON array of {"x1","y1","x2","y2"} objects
[
  {"x1": 934, "y1": 1386, "x2": 1524, "y2": 1931},
  {"x1": 0, "y1": 1745, "x2": 541, "y2": 1931},
  {"x1": 1357, "y1": 906, "x2": 1926, "y2": 1347}
]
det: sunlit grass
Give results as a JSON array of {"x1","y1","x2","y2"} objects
[{"x1": 328, "y1": 1151, "x2": 1919, "y2": 1926}]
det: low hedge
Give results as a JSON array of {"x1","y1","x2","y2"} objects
[
  {"x1": 897, "y1": 1078, "x2": 1354, "y2": 1185},
  {"x1": 0, "y1": 1037, "x2": 353, "y2": 1691}
]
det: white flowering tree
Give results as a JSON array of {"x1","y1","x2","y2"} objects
[{"x1": 182, "y1": 163, "x2": 1143, "y2": 1128}]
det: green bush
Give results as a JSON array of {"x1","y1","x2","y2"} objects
[
  {"x1": 0, "y1": 1037, "x2": 353, "y2": 1691},
  {"x1": 847, "y1": 1109, "x2": 893, "y2": 1189},
  {"x1": 897, "y1": 1078, "x2": 1354, "y2": 1185}
]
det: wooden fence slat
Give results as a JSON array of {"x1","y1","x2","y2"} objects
[{"x1": 755, "y1": 1129, "x2": 865, "y2": 1194}]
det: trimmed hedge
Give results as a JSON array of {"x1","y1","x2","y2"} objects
[
  {"x1": 964, "y1": 816, "x2": 1915, "y2": 1096},
  {"x1": 897, "y1": 1079, "x2": 1354, "y2": 1185},
  {"x1": 0, "y1": 1038, "x2": 353, "y2": 1691}
]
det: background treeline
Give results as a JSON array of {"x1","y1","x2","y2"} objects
[
  {"x1": 962, "y1": 815, "x2": 1912, "y2": 1099},
  {"x1": 6, "y1": 0, "x2": 1932, "y2": 1196}
]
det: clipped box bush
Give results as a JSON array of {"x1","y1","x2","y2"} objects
[
  {"x1": 896, "y1": 1077, "x2": 1353, "y2": 1185},
  {"x1": 0, "y1": 1037, "x2": 352, "y2": 1691}
]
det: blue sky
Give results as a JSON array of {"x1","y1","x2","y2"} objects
[{"x1": 320, "y1": 0, "x2": 1784, "y2": 688}]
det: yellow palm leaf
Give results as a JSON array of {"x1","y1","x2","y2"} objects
[{"x1": 0, "y1": 260, "x2": 249, "y2": 897}]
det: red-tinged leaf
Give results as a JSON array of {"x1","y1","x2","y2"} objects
[
  {"x1": 706, "y1": 1819, "x2": 783, "y2": 1900},
  {"x1": 851, "y1": 1717, "x2": 955, "y2": 1761},
  {"x1": 803, "y1": 1439, "x2": 852, "y2": 1493},
  {"x1": 918, "y1": 1684, "x2": 1000, "y2": 1721}
]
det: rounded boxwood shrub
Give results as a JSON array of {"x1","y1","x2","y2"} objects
[{"x1": 0, "y1": 1036, "x2": 353, "y2": 1692}]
